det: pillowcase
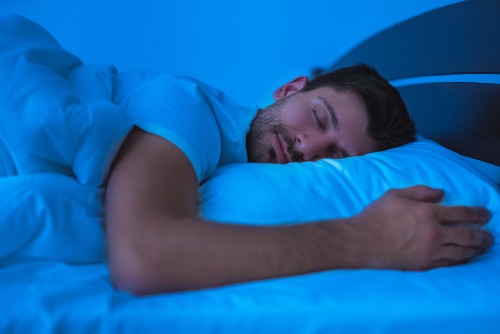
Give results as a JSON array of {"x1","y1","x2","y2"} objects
[{"x1": 199, "y1": 138, "x2": 500, "y2": 232}]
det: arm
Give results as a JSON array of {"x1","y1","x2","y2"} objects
[{"x1": 105, "y1": 128, "x2": 493, "y2": 295}]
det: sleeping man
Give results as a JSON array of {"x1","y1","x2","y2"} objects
[
  {"x1": 105, "y1": 67, "x2": 493, "y2": 295},
  {"x1": 0, "y1": 15, "x2": 494, "y2": 295}
]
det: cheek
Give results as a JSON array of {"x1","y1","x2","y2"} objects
[
  {"x1": 282, "y1": 109, "x2": 312, "y2": 130},
  {"x1": 347, "y1": 130, "x2": 377, "y2": 155}
]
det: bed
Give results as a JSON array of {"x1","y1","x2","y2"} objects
[{"x1": 1, "y1": 1, "x2": 499, "y2": 333}]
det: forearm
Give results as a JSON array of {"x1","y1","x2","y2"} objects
[
  {"x1": 106, "y1": 215, "x2": 361, "y2": 294},
  {"x1": 105, "y1": 129, "x2": 493, "y2": 295},
  {"x1": 105, "y1": 128, "x2": 363, "y2": 294}
]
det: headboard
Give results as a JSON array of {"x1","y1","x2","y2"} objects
[{"x1": 314, "y1": 0, "x2": 500, "y2": 166}]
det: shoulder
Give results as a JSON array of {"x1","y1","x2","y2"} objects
[{"x1": 114, "y1": 71, "x2": 225, "y2": 105}]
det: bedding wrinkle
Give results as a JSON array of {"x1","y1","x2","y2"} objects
[
  {"x1": 0, "y1": 133, "x2": 17, "y2": 177},
  {"x1": 1, "y1": 10, "x2": 500, "y2": 332},
  {"x1": 0, "y1": 174, "x2": 106, "y2": 264},
  {"x1": 68, "y1": 65, "x2": 118, "y2": 103}
]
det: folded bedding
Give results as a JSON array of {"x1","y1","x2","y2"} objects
[
  {"x1": 0, "y1": 174, "x2": 105, "y2": 264},
  {"x1": 0, "y1": 13, "x2": 500, "y2": 333},
  {"x1": 0, "y1": 15, "x2": 130, "y2": 186}
]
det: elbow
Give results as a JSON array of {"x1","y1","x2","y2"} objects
[
  {"x1": 108, "y1": 257, "x2": 196, "y2": 296},
  {"x1": 104, "y1": 242, "x2": 155, "y2": 294},
  {"x1": 106, "y1": 233, "x2": 186, "y2": 295},
  {"x1": 110, "y1": 269, "x2": 154, "y2": 296},
  {"x1": 106, "y1": 246, "x2": 155, "y2": 295},
  {"x1": 109, "y1": 262, "x2": 175, "y2": 296}
]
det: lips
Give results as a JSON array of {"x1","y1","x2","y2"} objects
[{"x1": 274, "y1": 133, "x2": 290, "y2": 164}]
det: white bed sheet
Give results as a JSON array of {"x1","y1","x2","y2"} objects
[{"x1": 1, "y1": 248, "x2": 499, "y2": 333}]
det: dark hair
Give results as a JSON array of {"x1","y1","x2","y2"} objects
[{"x1": 302, "y1": 64, "x2": 416, "y2": 151}]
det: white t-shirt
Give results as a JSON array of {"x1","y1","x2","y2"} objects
[
  {"x1": 114, "y1": 71, "x2": 257, "y2": 182},
  {"x1": 0, "y1": 65, "x2": 255, "y2": 186}
]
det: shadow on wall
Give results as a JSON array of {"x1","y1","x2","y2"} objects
[{"x1": 320, "y1": 0, "x2": 500, "y2": 165}]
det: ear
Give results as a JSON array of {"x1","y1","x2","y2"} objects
[{"x1": 273, "y1": 76, "x2": 309, "y2": 101}]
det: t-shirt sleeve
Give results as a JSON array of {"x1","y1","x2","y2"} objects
[{"x1": 121, "y1": 75, "x2": 222, "y2": 182}]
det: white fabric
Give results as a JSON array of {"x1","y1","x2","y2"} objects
[
  {"x1": 200, "y1": 138, "x2": 500, "y2": 230},
  {"x1": 0, "y1": 14, "x2": 255, "y2": 186},
  {"x1": 115, "y1": 71, "x2": 255, "y2": 181}
]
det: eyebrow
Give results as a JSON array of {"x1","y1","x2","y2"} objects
[{"x1": 317, "y1": 96, "x2": 339, "y2": 129}]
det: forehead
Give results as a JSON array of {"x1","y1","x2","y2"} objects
[
  {"x1": 302, "y1": 86, "x2": 365, "y2": 108},
  {"x1": 299, "y1": 87, "x2": 368, "y2": 122}
]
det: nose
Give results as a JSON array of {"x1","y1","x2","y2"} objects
[{"x1": 294, "y1": 132, "x2": 330, "y2": 162}]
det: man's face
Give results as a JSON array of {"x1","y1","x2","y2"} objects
[{"x1": 246, "y1": 86, "x2": 377, "y2": 163}]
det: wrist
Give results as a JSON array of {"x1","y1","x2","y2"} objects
[{"x1": 314, "y1": 217, "x2": 369, "y2": 270}]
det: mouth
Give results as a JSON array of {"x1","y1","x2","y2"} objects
[{"x1": 273, "y1": 133, "x2": 290, "y2": 164}]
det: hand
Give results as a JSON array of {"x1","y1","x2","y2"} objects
[{"x1": 351, "y1": 186, "x2": 494, "y2": 270}]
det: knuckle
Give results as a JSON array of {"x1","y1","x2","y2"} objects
[
  {"x1": 459, "y1": 206, "x2": 489, "y2": 222},
  {"x1": 419, "y1": 204, "x2": 438, "y2": 221},
  {"x1": 385, "y1": 188, "x2": 399, "y2": 198},
  {"x1": 462, "y1": 229, "x2": 474, "y2": 243}
]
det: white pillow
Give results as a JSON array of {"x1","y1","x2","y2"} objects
[{"x1": 199, "y1": 138, "x2": 500, "y2": 231}]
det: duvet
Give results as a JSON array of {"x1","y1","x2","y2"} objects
[{"x1": 1, "y1": 14, "x2": 500, "y2": 333}]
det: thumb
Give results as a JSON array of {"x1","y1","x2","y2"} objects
[{"x1": 393, "y1": 185, "x2": 444, "y2": 203}]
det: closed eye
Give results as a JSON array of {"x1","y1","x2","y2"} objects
[{"x1": 312, "y1": 109, "x2": 324, "y2": 130}]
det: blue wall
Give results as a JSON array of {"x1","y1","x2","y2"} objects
[{"x1": 0, "y1": 0, "x2": 460, "y2": 107}]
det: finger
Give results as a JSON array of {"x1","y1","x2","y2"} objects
[
  {"x1": 393, "y1": 185, "x2": 444, "y2": 203},
  {"x1": 432, "y1": 245, "x2": 487, "y2": 267},
  {"x1": 441, "y1": 228, "x2": 494, "y2": 249},
  {"x1": 438, "y1": 206, "x2": 492, "y2": 225}
]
